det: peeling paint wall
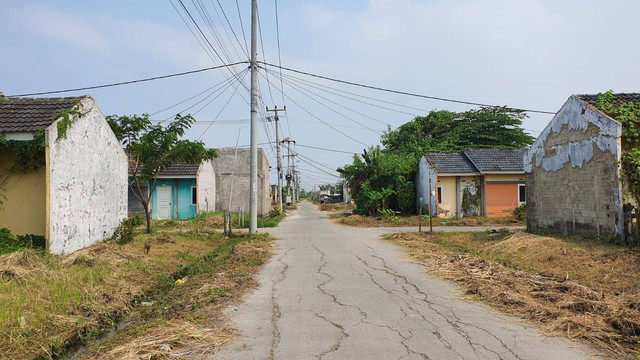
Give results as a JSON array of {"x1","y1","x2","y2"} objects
[
  {"x1": 47, "y1": 97, "x2": 128, "y2": 254},
  {"x1": 197, "y1": 160, "x2": 216, "y2": 212},
  {"x1": 525, "y1": 95, "x2": 624, "y2": 238}
]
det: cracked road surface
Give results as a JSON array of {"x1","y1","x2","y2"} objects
[{"x1": 212, "y1": 202, "x2": 601, "y2": 360}]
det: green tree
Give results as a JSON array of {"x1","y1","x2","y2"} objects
[
  {"x1": 341, "y1": 107, "x2": 534, "y2": 215},
  {"x1": 107, "y1": 113, "x2": 217, "y2": 233}
]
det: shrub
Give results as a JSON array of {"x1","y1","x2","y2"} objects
[
  {"x1": 109, "y1": 218, "x2": 135, "y2": 245},
  {"x1": 270, "y1": 205, "x2": 283, "y2": 217},
  {"x1": 513, "y1": 204, "x2": 526, "y2": 222},
  {"x1": 0, "y1": 228, "x2": 46, "y2": 254},
  {"x1": 129, "y1": 214, "x2": 144, "y2": 226}
]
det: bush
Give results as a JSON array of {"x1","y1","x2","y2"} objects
[
  {"x1": 270, "y1": 205, "x2": 283, "y2": 217},
  {"x1": 109, "y1": 218, "x2": 135, "y2": 245},
  {"x1": 0, "y1": 228, "x2": 46, "y2": 254},
  {"x1": 129, "y1": 214, "x2": 144, "y2": 226},
  {"x1": 513, "y1": 204, "x2": 526, "y2": 222}
]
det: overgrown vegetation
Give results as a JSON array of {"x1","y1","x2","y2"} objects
[
  {"x1": 512, "y1": 204, "x2": 526, "y2": 222},
  {"x1": 51, "y1": 101, "x2": 85, "y2": 140},
  {"x1": 0, "y1": 131, "x2": 47, "y2": 210},
  {"x1": 338, "y1": 107, "x2": 534, "y2": 215},
  {"x1": 107, "y1": 113, "x2": 217, "y2": 233},
  {"x1": 0, "y1": 217, "x2": 274, "y2": 359},
  {"x1": 387, "y1": 231, "x2": 640, "y2": 358},
  {"x1": 595, "y1": 91, "x2": 640, "y2": 243},
  {"x1": 0, "y1": 228, "x2": 46, "y2": 254},
  {"x1": 196, "y1": 210, "x2": 286, "y2": 229}
]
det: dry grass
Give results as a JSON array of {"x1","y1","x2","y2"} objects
[
  {"x1": 78, "y1": 232, "x2": 275, "y2": 359},
  {"x1": 94, "y1": 320, "x2": 234, "y2": 360},
  {"x1": 387, "y1": 231, "x2": 640, "y2": 358},
  {"x1": 335, "y1": 214, "x2": 523, "y2": 228},
  {"x1": 0, "y1": 218, "x2": 272, "y2": 359},
  {"x1": 318, "y1": 202, "x2": 354, "y2": 212}
]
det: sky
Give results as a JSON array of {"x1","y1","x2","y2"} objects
[{"x1": 1, "y1": 0, "x2": 639, "y2": 190}]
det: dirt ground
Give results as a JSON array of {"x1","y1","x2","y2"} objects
[{"x1": 386, "y1": 231, "x2": 640, "y2": 358}]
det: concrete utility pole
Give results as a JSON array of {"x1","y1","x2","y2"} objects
[
  {"x1": 281, "y1": 137, "x2": 295, "y2": 204},
  {"x1": 249, "y1": 0, "x2": 258, "y2": 235},
  {"x1": 267, "y1": 106, "x2": 286, "y2": 210}
]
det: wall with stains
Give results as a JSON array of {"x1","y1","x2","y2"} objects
[
  {"x1": 47, "y1": 97, "x2": 128, "y2": 254},
  {"x1": 524, "y1": 95, "x2": 623, "y2": 238},
  {"x1": 197, "y1": 160, "x2": 216, "y2": 212},
  {"x1": 211, "y1": 148, "x2": 271, "y2": 216}
]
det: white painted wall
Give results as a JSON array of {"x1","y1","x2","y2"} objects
[
  {"x1": 47, "y1": 97, "x2": 128, "y2": 255},
  {"x1": 197, "y1": 160, "x2": 216, "y2": 212}
]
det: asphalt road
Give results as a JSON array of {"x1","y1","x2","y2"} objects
[{"x1": 212, "y1": 202, "x2": 601, "y2": 360}]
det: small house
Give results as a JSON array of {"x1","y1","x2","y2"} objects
[
  {"x1": 128, "y1": 161, "x2": 216, "y2": 220},
  {"x1": 0, "y1": 95, "x2": 127, "y2": 254},
  {"x1": 524, "y1": 93, "x2": 638, "y2": 240},
  {"x1": 210, "y1": 148, "x2": 271, "y2": 216},
  {"x1": 417, "y1": 149, "x2": 526, "y2": 218}
]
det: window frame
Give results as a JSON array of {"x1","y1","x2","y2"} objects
[
  {"x1": 518, "y1": 184, "x2": 526, "y2": 205},
  {"x1": 191, "y1": 186, "x2": 197, "y2": 206}
]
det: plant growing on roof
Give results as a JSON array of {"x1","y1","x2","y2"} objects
[{"x1": 107, "y1": 113, "x2": 217, "y2": 233}]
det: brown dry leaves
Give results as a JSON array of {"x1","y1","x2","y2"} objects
[{"x1": 389, "y1": 231, "x2": 640, "y2": 359}]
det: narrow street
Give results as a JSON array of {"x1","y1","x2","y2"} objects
[{"x1": 212, "y1": 202, "x2": 601, "y2": 360}]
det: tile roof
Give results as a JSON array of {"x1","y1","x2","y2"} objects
[
  {"x1": 463, "y1": 148, "x2": 525, "y2": 172},
  {"x1": 159, "y1": 163, "x2": 200, "y2": 176},
  {"x1": 424, "y1": 152, "x2": 478, "y2": 174},
  {"x1": 424, "y1": 148, "x2": 526, "y2": 174},
  {"x1": 0, "y1": 96, "x2": 87, "y2": 133},
  {"x1": 576, "y1": 93, "x2": 640, "y2": 107}
]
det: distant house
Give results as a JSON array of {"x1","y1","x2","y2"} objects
[
  {"x1": 524, "y1": 93, "x2": 638, "y2": 240},
  {"x1": 417, "y1": 149, "x2": 526, "y2": 218},
  {"x1": 128, "y1": 161, "x2": 216, "y2": 220},
  {"x1": 0, "y1": 95, "x2": 127, "y2": 254},
  {"x1": 210, "y1": 148, "x2": 271, "y2": 216}
]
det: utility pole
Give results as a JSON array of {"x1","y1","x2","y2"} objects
[
  {"x1": 267, "y1": 106, "x2": 286, "y2": 210},
  {"x1": 281, "y1": 138, "x2": 295, "y2": 204},
  {"x1": 249, "y1": 0, "x2": 258, "y2": 235}
]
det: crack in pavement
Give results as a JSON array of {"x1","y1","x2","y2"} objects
[
  {"x1": 357, "y1": 247, "x2": 522, "y2": 360},
  {"x1": 270, "y1": 249, "x2": 289, "y2": 359}
]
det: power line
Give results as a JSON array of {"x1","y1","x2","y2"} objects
[
  {"x1": 196, "y1": 69, "x2": 248, "y2": 140},
  {"x1": 273, "y1": 0, "x2": 291, "y2": 137},
  {"x1": 259, "y1": 62, "x2": 556, "y2": 115},
  {"x1": 149, "y1": 74, "x2": 238, "y2": 116},
  {"x1": 295, "y1": 144, "x2": 357, "y2": 154},
  {"x1": 7, "y1": 61, "x2": 248, "y2": 97},
  {"x1": 214, "y1": 0, "x2": 249, "y2": 58}
]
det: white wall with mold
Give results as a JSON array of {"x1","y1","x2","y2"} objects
[
  {"x1": 524, "y1": 96, "x2": 621, "y2": 173},
  {"x1": 46, "y1": 97, "x2": 128, "y2": 254},
  {"x1": 197, "y1": 160, "x2": 216, "y2": 212},
  {"x1": 525, "y1": 95, "x2": 624, "y2": 238}
]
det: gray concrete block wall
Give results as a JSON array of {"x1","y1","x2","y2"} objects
[
  {"x1": 211, "y1": 148, "x2": 271, "y2": 216},
  {"x1": 525, "y1": 96, "x2": 623, "y2": 238}
]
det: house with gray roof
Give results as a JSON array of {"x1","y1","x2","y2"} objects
[
  {"x1": 417, "y1": 148, "x2": 526, "y2": 218},
  {"x1": 524, "y1": 93, "x2": 640, "y2": 241},
  {"x1": 129, "y1": 160, "x2": 217, "y2": 220},
  {"x1": 0, "y1": 95, "x2": 127, "y2": 254}
]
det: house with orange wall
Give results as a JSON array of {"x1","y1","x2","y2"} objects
[{"x1": 417, "y1": 149, "x2": 526, "y2": 218}]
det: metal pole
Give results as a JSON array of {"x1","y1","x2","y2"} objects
[
  {"x1": 429, "y1": 176, "x2": 433, "y2": 233},
  {"x1": 249, "y1": 0, "x2": 258, "y2": 235},
  {"x1": 419, "y1": 197, "x2": 423, "y2": 233}
]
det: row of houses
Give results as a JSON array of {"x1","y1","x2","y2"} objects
[
  {"x1": 0, "y1": 95, "x2": 271, "y2": 255},
  {"x1": 417, "y1": 92, "x2": 639, "y2": 241}
]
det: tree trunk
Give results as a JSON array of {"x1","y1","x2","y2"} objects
[{"x1": 144, "y1": 204, "x2": 152, "y2": 233}]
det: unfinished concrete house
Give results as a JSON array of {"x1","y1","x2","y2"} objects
[
  {"x1": 210, "y1": 148, "x2": 271, "y2": 216},
  {"x1": 0, "y1": 95, "x2": 128, "y2": 254},
  {"x1": 524, "y1": 93, "x2": 640, "y2": 240}
]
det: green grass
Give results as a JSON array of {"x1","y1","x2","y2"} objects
[
  {"x1": 0, "y1": 228, "x2": 46, "y2": 254},
  {"x1": 197, "y1": 211, "x2": 286, "y2": 228}
]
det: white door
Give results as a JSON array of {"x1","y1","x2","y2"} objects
[{"x1": 157, "y1": 187, "x2": 172, "y2": 219}]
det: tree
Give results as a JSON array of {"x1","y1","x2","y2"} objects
[
  {"x1": 107, "y1": 113, "x2": 217, "y2": 233},
  {"x1": 341, "y1": 107, "x2": 535, "y2": 215}
]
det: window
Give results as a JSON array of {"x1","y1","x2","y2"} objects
[
  {"x1": 518, "y1": 184, "x2": 526, "y2": 205},
  {"x1": 191, "y1": 186, "x2": 197, "y2": 206},
  {"x1": 437, "y1": 186, "x2": 443, "y2": 204}
]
